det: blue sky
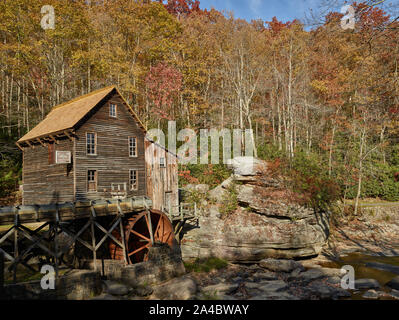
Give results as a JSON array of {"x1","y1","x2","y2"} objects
[{"x1": 199, "y1": 0, "x2": 325, "y2": 24}]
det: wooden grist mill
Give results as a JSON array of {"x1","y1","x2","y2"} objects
[{"x1": 0, "y1": 86, "x2": 197, "y2": 283}]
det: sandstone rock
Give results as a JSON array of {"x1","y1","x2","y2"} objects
[
  {"x1": 249, "y1": 292, "x2": 298, "y2": 300},
  {"x1": 181, "y1": 158, "x2": 330, "y2": 262},
  {"x1": 245, "y1": 280, "x2": 288, "y2": 292},
  {"x1": 362, "y1": 290, "x2": 380, "y2": 299},
  {"x1": 103, "y1": 280, "x2": 130, "y2": 296},
  {"x1": 202, "y1": 283, "x2": 239, "y2": 296},
  {"x1": 150, "y1": 276, "x2": 197, "y2": 300},
  {"x1": 90, "y1": 293, "x2": 121, "y2": 300},
  {"x1": 389, "y1": 289, "x2": 399, "y2": 300},
  {"x1": 325, "y1": 276, "x2": 342, "y2": 286},
  {"x1": 226, "y1": 157, "x2": 266, "y2": 176},
  {"x1": 132, "y1": 286, "x2": 154, "y2": 297},
  {"x1": 259, "y1": 258, "x2": 304, "y2": 273},
  {"x1": 231, "y1": 277, "x2": 243, "y2": 283},
  {"x1": 296, "y1": 269, "x2": 325, "y2": 283},
  {"x1": 208, "y1": 186, "x2": 228, "y2": 202},
  {"x1": 185, "y1": 184, "x2": 210, "y2": 194},
  {"x1": 386, "y1": 276, "x2": 399, "y2": 290},
  {"x1": 236, "y1": 184, "x2": 320, "y2": 221},
  {"x1": 306, "y1": 280, "x2": 351, "y2": 299},
  {"x1": 217, "y1": 294, "x2": 238, "y2": 300},
  {"x1": 252, "y1": 270, "x2": 278, "y2": 280},
  {"x1": 317, "y1": 267, "x2": 347, "y2": 278},
  {"x1": 290, "y1": 268, "x2": 303, "y2": 278},
  {"x1": 355, "y1": 279, "x2": 381, "y2": 290}
]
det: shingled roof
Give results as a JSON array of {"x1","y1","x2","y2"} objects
[{"x1": 17, "y1": 86, "x2": 146, "y2": 144}]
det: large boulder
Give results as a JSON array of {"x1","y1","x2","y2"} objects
[
  {"x1": 184, "y1": 184, "x2": 210, "y2": 194},
  {"x1": 226, "y1": 157, "x2": 267, "y2": 176},
  {"x1": 386, "y1": 276, "x2": 399, "y2": 290},
  {"x1": 149, "y1": 276, "x2": 197, "y2": 300},
  {"x1": 181, "y1": 158, "x2": 330, "y2": 262},
  {"x1": 259, "y1": 259, "x2": 304, "y2": 273}
]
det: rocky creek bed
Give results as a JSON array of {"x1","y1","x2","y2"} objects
[
  {"x1": 84, "y1": 157, "x2": 399, "y2": 301},
  {"x1": 90, "y1": 257, "x2": 399, "y2": 301}
]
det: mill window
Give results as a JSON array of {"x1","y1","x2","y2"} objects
[
  {"x1": 110, "y1": 103, "x2": 117, "y2": 118},
  {"x1": 130, "y1": 169, "x2": 138, "y2": 191},
  {"x1": 86, "y1": 132, "x2": 97, "y2": 155},
  {"x1": 160, "y1": 157, "x2": 166, "y2": 168},
  {"x1": 129, "y1": 137, "x2": 137, "y2": 157},
  {"x1": 88, "y1": 170, "x2": 97, "y2": 192}
]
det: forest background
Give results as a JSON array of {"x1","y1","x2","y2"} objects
[{"x1": 0, "y1": 0, "x2": 398, "y2": 215}]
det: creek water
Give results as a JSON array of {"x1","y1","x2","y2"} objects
[{"x1": 321, "y1": 253, "x2": 399, "y2": 300}]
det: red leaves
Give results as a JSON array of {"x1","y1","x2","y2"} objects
[
  {"x1": 178, "y1": 170, "x2": 199, "y2": 183},
  {"x1": 160, "y1": 0, "x2": 201, "y2": 17},
  {"x1": 353, "y1": 1, "x2": 390, "y2": 31},
  {"x1": 266, "y1": 17, "x2": 298, "y2": 36},
  {"x1": 145, "y1": 62, "x2": 182, "y2": 120}
]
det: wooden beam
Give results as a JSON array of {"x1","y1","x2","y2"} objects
[
  {"x1": 49, "y1": 135, "x2": 59, "y2": 144},
  {"x1": 25, "y1": 140, "x2": 34, "y2": 149},
  {"x1": 36, "y1": 138, "x2": 46, "y2": 147},
  {"x1": 64, "y1": 131, "x2": 73, "y2": 141},
  {"x1": 15, "y1": 142, "x2": 23, "y2": 151}
]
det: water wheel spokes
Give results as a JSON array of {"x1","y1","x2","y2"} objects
[
  {"x1": 124, "y1": 209, "x2": 176, "y2": 264},
  {"x1": 153, "y1": 212, "x2": 174, "y2": 245}
]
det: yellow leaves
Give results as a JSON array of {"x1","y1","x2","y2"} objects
[{"x1": 311, "y1": 80, "x2": 329, "y2": 95}]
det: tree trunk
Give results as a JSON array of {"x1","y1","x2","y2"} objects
[{"x1": 354, "y1": 127, "x2": 366, "y2": 216}]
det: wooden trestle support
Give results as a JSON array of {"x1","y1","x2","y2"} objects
[{"x1": 0, "y1": 197, "x2": 179, "y2": 283}]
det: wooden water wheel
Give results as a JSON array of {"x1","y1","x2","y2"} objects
[{"x1": 109, "y1": 209, "x2": 176, "y2": 264}]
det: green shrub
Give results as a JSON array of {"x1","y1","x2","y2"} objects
[
  {"x1": 179, "y1": 164, "x2": 231, "y2": 189},
  {"x1": 184, "y1": 257, "x2": 229, "y2": 273},
  {"x1": 257, "y1": 142, "x2": 284, "y2": 161},
  {"x1": 0, "y1": 159, "x2": 21, "y2": 198},
  {"x1": 219, "y1": 183, "x2": 238, "y2": 218},
  {"x1": 286, "y1": 151, "x2": 340, "y2": 211},
  {"x1": 347, "y1": 162, "x2": 399, "y2": 201}
]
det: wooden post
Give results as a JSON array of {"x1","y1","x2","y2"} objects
[
  {"x1": 90, "y1": 207, "x2": 97, "y2": 271},
  {"x1": 54, "y1": 207, "x2": 60, "y2": 279},
  {"x1": 119, "y1": 218, "x2": 128, "y2": 265},
  {"x1": 13, "y1": 214, "x2": 18, "y2": 284},
  {"x1": 143, "y1": 201, "x2": 154, "y2": 245},
  {"x1": 147, "y1": 210, "x2": 154, "y2": 245},
  {"x1": 91, "y1": 218, "x2": 97, "y2": 271},
  {"x1": 0, "y1": 251, "x2": 4, "y2": 297},
  {"x1": 116, "y1": 201, "x2": 128, "y2": 264}
]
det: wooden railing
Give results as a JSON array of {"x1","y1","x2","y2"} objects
[{"x1": 163, "y1": 202, "x2": 197, "y2": 222}]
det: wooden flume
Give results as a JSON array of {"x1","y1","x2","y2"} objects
[{"x1": 0, "y1": 196, "x2": 197, "y2": 283}]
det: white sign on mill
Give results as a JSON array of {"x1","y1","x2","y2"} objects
[{"x1": 56, "y1": 151, "x2": 71, "y2": 164}]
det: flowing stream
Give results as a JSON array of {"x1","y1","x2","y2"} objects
[{"x1": 321, "y1": 253, "x2": 399, "y2": 300}]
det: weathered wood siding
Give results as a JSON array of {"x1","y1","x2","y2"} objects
[
  {"x1": 22, "y1": 138, "x2": 74, "y2": 205},
  {"x1": 145, "y1": 140, "x2": 179, "y2": 211},
  {"x1": 21, "y1": 89, "x2": 179, "y2": 207},
  {"x1": 74, "y1": 92, "x2": 146, "y2": 201}
]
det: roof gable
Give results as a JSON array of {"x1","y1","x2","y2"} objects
[{"x1": 17, "y1": 86, "x2": 146, "y2": 144}]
